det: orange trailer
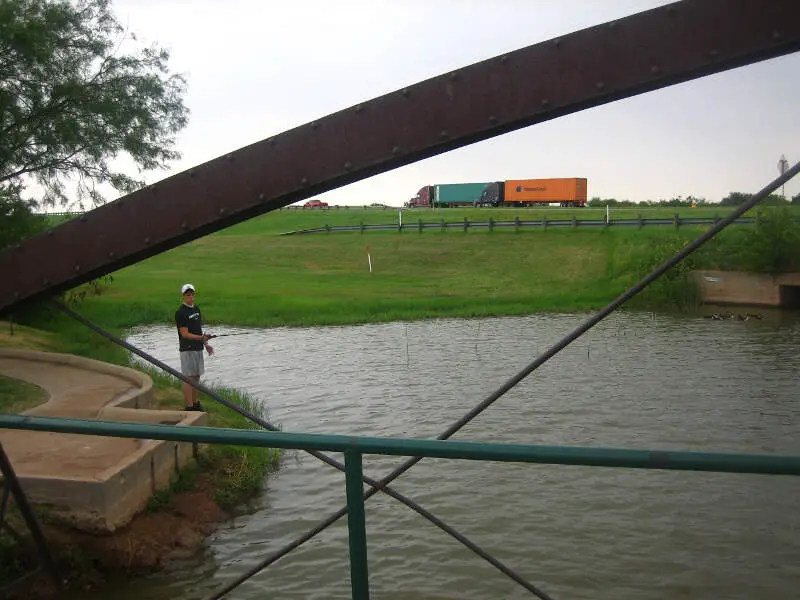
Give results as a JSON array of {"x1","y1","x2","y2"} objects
[{"x1": 503, "y1": 178, "x2": 587, "y2": 206}]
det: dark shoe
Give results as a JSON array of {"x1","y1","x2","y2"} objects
[{"x1": 184, "y1": 404, "x2": 203, "y2": 412}]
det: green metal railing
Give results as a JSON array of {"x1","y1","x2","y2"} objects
[{"x1": 2, "y1": 414, "x2": 799, "y2": 599}]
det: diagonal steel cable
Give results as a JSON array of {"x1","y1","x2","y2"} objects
[
  {"x1": 197, "y1": 160, "x2": 800, "y2": 598},
  {"x1": 54, "y1": 302, "x2": 555, "y2": 600}
]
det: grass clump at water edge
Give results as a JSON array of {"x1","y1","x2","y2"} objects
[{"x1": 136, "y1": 364, "x2": 283, "y2": 511}]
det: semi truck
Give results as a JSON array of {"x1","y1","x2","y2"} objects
[
  {"x1": 408, "y1": 182, "x2": 491, "y2": 208},
  {"x1": 477, "y1": 178, "x2": 588, "y2": 207}
]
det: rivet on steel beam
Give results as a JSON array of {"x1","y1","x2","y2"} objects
[
  {"x1": 488, "y1": 115, "x2": 497, "y2": 124},
  {"x1": 541, "y1": 99, "x2": 550, "y2": 107},
  {"x1": 310, "y1": 121, "x2": 319, "y2": 130},
  {"x1": 301, "y1": 177, "x2": 308, "y2": 186},
  {"x1": 189, "y1": 170, "x2": 196, "y2": 178},
  {"x1": 181, "y1": 221, "x2": 188, "y2": 229},
  {"x1": 267, "y1": 138, "x2": 275, "y2": 147},
  {"x1": 42, "y1": 279, "x2": 49, "y2": 287},
  {"x1": 344, "y1": 161, "x2": 352, "y2": 171},
  {"x1": 74, "y1": 265, "x2": 81, "y2": 272},
  {"x1": 218, "y1": 208, "x2": 225, "y2": 216},
  {"x1": 226, "y1": 153, "x2": 234, "y2": 161},
  {"x1": 108, "y1": 251, "x2": 115, "y2": 258},
  {"x1": 440, "y1": 130, "x2": 448, "y2": 139},
  {"x1": 650, "y1": 65, "x2": 660, "y2": 74},
  {"x1": 258, "y1": 193, "x2": 266, "y2": 201},
  {"x1": 355, "y1": 104, "x2": 364, "y2": 113},
  {"x1": 500, "y1": 55, "x2": 509, "y2": 64},
  {"x1": 596, "y1": 81, "x2": 605, "y2": 91},
  {"x1": 79, "y1": 215, "x2": 87, "y2": 222},
  {"x1": 553, "y1": 39, "x2": 561, "y2": 48},
  {"x1": 144, "y1": 237, "x2": 151, "y2": 245},
  {"x1": 392, "y1": 146, "x2": 400, "y2": 155},
  {"x1": 400, "y1": 88, "x2": 410, "y2": 98},
  {"x1": 772, "y1": 31, "x2": 782, "y2": 41},
  {"x1": 708, "y1": 49, "x2": 719, "y2": 57},
  {"x1": 448, "y1": 72, "x2": 458, "y2": 81}
]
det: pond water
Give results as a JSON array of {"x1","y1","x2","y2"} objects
[{"x1": 81, "y1": 310, "x2": 800, "y2": 599}]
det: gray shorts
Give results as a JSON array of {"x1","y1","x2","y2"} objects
[{"x1": 180, "y1": 350, "x2": 205, "y2": 377}]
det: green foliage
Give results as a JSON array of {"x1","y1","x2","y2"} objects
[
  {"x1": 0, "y1": 0, "x2": 188, "y2": 209},
  {"x1": 720, "y1": 191, "x2": 787, "y2": 206},
  {"x1": 587, "y1": 195, "x2": 707, "y2": 208},
  {"x1": 743, "y1": 207, "x2": 800, "y2": 274},
  {"x1": 145, "y1": 487, "x2": 174, "y2": 513},
  {"x1": 0, "y1": 183, "x2": 47, "y2": 249},
  {"x1": 604, "y1": 228, "x2": 702, "y2": 310},
  {"x1": 143, "y1": 462, "x2": 200, "y2": 512},
  {"x1": 201, "y1": 386, "x2": 282, "y2": 508},
  {"x1": 64, "y1": 274, "x2": 115, "y2": 307},
  {"x1": 0, "y1": 528, "x2": 28, "y2": 584}
]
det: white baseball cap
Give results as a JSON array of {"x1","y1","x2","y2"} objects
[{"x1": 181, "y1": 283, "x2": 195, "y2": 294}]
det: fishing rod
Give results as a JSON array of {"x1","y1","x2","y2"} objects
[{"x1": 205, "y1": 331, "x2": 261, "y2": 339}]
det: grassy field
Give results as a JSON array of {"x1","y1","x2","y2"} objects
[
  {"x1": 59, "y1": 205, "x2": 744, "y2": 332},
  {"x1": 28, "y1": 203, "x2": 795, "y2": 335}
]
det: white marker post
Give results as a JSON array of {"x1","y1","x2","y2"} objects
[
  {"x1": 606, "y1": 204, "x2": 610, "y2": 224},
  {"x1": 399, "y1": 210, "x2": 402, "y2": 229},
  {"x1": 778, "y1": 154, "x2": 789, "y2": 198},
  {"x1": 366, "y1": 244, "x2": 373, "y2": 273}
]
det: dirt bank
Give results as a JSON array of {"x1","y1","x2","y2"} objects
[{"x1": 5, "y1": 470, "x2": 228, "y2": 599}]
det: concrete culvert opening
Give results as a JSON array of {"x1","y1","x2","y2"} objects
[{"x1": 779, "y1": 285, "x2": 800, "y2": 308}]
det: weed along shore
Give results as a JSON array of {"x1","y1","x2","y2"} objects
[{"x1": 1, "y1": 205, "x2": 798, "y2": 596}]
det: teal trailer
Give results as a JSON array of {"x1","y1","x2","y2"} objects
[{"x1": 434, "y1": 182, "x2": 491, "y2": 207}]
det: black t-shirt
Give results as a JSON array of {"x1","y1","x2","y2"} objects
[{"x1": 175, "y1": 304, "x2": 204, "y2": 351}]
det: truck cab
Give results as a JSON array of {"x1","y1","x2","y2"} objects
[{"x1": 476, "y1": 182, "x2": 504, "y2": 207}]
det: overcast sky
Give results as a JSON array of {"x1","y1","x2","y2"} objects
[{"x1": 112, "y1": 0, "x2": 800, "y2": 206}]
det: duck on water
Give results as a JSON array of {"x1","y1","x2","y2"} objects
[{"x1": 704, "y1": 312, "x2": 764, "y2": 321}]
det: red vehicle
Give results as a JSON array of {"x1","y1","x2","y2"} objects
[
  {"x1": 407, "y1": 185, "x2": 433, "y2": 208},
  {"x1": 303, "y1": 199, "x2": 329, "y2": 208}
]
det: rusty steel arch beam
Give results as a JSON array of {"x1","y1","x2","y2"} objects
[{"x1": 2, "y1": 0, "x2": 800, "y2": 315}]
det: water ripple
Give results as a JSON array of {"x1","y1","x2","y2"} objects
[{"x1": 91, "y1": 310, "x2": 800, "y2": 600}]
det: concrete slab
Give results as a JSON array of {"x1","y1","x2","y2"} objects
[{"x1": 0, "y1": 348, "x2": 207, "y2": 533}]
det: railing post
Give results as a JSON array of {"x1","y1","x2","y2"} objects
[
  {"x1": 344, "y1": 449, "x2": 370, "y2": 600},
  {"x1": 674, "y1": 214, "x2": 680, "y2": 230},
  {"x1": 488, "y1": 216, "x2": 494, "y2": 232},
  {"x1": 463, "y1": 217, "x2": 469, "y2": 232},
  {"x1": 418, "y1": 218, "x2": 423, "y2": 233},
  {"x1": 0, "y1": 443, "x2": 62, "y2": 593}
]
